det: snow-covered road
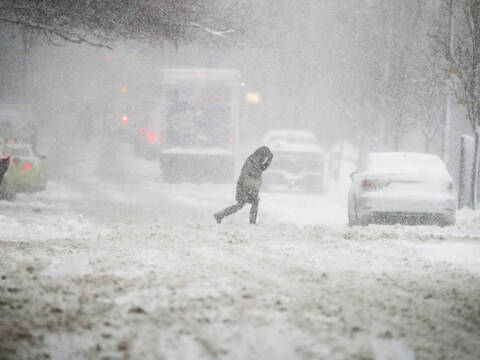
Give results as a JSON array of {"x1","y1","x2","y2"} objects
[{"x1": 1, "y1": 165, "x2": 480, "y2": 359}]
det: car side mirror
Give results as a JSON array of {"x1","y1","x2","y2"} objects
[{"x1": 350, "y1": 171, "x2": 357, "y2": 179}]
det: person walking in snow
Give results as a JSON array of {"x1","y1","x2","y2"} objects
[
  {"x1": 214, "y1": 146, "x2": 273, "y2": 224},
  {"x1": 0, "y1": 157, "x2": 10, "y2": 185},
  {"x1": 0, "y1": 157, "x2": 14, "y2": 201}
]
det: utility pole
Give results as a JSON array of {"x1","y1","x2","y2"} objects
[
  {"x1": 441, "y1": 0, "x2": 455, "y2": 165},
  {"x1": 22, "y1": 30, "x2": 29, "y2": 102}
]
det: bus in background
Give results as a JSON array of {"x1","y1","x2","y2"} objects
[{"x1": 159, "y1": 68, "x2": 241, "y2": 183}]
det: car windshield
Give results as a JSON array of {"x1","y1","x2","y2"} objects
[
  {"x1": 271, "y1": 152, "x2": 323, "y2": 172},
  {"x1": 266, "y1": 131, "x2": 318, "y2": 145},
  {"x1": 367, "y1": 153, "x2": 446, "y2": 174},
  {"x1": 164, "y1": 82, "x2": 233, "y2": 147},
  {"x1": 269, "y1": 136, "x2": 317, "y2": 145}
]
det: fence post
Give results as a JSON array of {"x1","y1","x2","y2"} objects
[{"x1": 459, "y1": 135, "x2": 475, "y2": 208}]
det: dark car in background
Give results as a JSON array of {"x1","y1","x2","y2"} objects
[
  {"x1": 2, "y1": 142, "x2": 47, "y2": 194},
  {"x1": 263, "y1": 130, "x2": 325, "y2": 193}
]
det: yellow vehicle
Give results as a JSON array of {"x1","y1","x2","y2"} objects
[{"x1": 2, "y1": 142, "x2": 47, "y2": 194}]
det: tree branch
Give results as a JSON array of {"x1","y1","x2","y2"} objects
[{"x1": 0, "y1": 17, "x2": 112, "y2": 48}]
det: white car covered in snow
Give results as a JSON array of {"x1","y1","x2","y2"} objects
[
  {"x1": 348, "y1": 152, "x2": 456, "y2": 226},
  {"x1": 263, "y1": 130, "x2": 324, "y2": 192}
]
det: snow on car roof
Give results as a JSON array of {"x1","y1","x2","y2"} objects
[
  {"x1": 162, "y1": 147, "x2": 233, "y2": 155},
  {"x1": 367, "y1": 152, "x2": 447, "y2": 174},
  {"x1": 264, "y1": 129, "x2": 318, "y2": 141},
  {"x1": 265, "y1": 130, "x2": 323, "y2": 153},
  {"x1": 264, "y1": 129, "x2": 322, "y2": 152},
  {"x1": 4, "y1": 142, "x2": 31, "y2": 150},
  {"x1": 270, "y1": 141, "x2": 323, "y2": 154}
]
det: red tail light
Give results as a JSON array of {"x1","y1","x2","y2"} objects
[
  {"x1": 24, "y1": 163, "x2": 33, "y2": 170},
  {"x1": 140, "y1": 128, "x2": 146, "y2": 134},
  {"x1": 148, "y1": 131, "x2": 156, "y2": 142},
  {"x1": 122, "y1": 115, "x2": 129, "y2": 124},
  {"x1": 362, "y1": 179, "x2": 378, "y2": 190},
  {"x1": 231, "y1": 139, "x2": 237, "y2": 144}
]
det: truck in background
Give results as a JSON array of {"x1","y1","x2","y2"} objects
[
  {"x1": 132, "y1": 103, "x2": 164, "y2": 159},
  {"x1": 158, "y1": 68, "x2": 241, "y2": 183}
]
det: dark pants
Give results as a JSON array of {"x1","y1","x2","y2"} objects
[{"x1": 215, "y1": 197, "x2": 259, "y2": 224}]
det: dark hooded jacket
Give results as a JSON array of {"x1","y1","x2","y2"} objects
[
  {"x1": 0, "y1": 157, "x2": 9, "y2": 185},
  {"x1": 236, "y1": 146, "x2": 273, "y2": 203}
]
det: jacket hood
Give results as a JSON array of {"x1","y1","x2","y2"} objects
[{"x1": 253, "y1": 146, "x2": 271, "y2": 158}]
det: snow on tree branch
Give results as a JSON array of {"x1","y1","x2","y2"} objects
[{"x1": 0, "y1": 0, "x2": 251, "y2": 47}]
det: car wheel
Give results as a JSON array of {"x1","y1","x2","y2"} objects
[
  {"x1": 438, "y1": 217, "x2": 455, "y2": 227},
  {"x1": 0, "y1": 189, "x2": 16, "y2": 201}
]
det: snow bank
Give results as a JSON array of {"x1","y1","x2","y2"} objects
[{"x1": 0, "y1": 212, "x2": 96, "y2": 242}]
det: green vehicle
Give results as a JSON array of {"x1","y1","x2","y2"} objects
[{"x1": 1, "y1": 142, "x2": 47, "y2": 196}]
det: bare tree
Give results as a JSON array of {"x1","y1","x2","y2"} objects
[
  {"x1": 407, "y1": 46, "x2": 447, "y2": 153},
  {"x1": 0, "y1": 0, "x2": 252, "y2": 48},
  {"x1": 434, "y1": 0, "x2": 480, "y2": 208},
  {"x1": 335, "y1": 0, "x2": 431, "y2": 151}
]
